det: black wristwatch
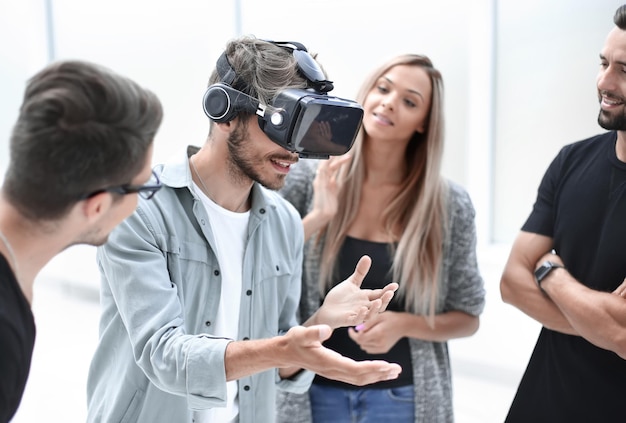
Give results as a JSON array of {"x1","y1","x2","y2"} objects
[{"x1": 534, "y1": 261, "x2": 564, "y2": 289}]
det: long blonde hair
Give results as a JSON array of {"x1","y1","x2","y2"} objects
[{"x1": 318, "y1": 54, "x2": 448, "y2": 320}]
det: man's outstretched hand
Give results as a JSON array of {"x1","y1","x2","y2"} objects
[{"x1": 278, "y1": 324, "x2": 402, "y2": 386}]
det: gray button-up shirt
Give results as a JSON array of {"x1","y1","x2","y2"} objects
[{"x1": 87, "y1": 146, "x2": 312, "y2": 423}]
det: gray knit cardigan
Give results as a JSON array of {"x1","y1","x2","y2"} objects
[{"x1": 276, "y1": 159, "x2": 486, "y2": 423}]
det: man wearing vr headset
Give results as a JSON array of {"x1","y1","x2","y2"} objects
[{"x1": 86, "y1": 36, "x2": 401, "y2": 423}]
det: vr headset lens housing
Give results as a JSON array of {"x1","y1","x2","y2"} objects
[
  {"x1": 260, "y1": 89, "x2": 363, "y2": 157},
  {"x1": 203, "y1": 40, "x2": 363, "y2": 159}
]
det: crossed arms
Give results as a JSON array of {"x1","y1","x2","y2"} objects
[{"x1": 500, "y1": 231, "x2": 626, "y2": 359}]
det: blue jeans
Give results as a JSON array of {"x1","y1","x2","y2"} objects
[{"x1": 309, "y1": 383, "x2": 415, "y2": 423}]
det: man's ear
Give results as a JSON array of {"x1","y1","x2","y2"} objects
[
  {"x1": 81, "y1": 192, "x2": 112, "y2": 223},
  {"x1": 214, "y1": 118, "x2": 237, "y2": 133}
]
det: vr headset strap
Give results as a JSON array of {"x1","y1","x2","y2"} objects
[
  {"x1": 270, "y1": 40, "x2": 308, "y2": 52},
  {"x1": 216, "y1": 53, "x2": 236, "y2": 86}
]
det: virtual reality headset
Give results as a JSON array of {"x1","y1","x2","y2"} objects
[{"x1": 202, "y1": 40, "x2": 363, "y2": 159}]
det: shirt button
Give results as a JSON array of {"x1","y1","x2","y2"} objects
[
  {"x1": 259, "y1": 208, "x2": 266, "y2": 214},
  {"x1": 276, "y1": 265, "x2": 280, "y2": 271},
  {"x1": 200, "y1": 219, "x2": 205, "y2": 225},
  {"x1": 243, "y1": 337, "x2": 249, "y2": 341},
  {"x1": 243, "y1": 385, "x2": 250, "y2": 391},
  {"x1": 205, "y1": 321, "x2": 211, "y2": 327},
  {"x1": 246, "y1": 290, "x2": 252, "y2": 296},
  {"x1": 214, "y1": 270, "x2": 220, "y2": 276}
]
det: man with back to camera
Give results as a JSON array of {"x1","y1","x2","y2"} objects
[
  {"x1": 86, "y1": 35, "x2": 402, "y2": 423},
  {"x1": 0, "y1": 60, "x2": 163, "y2": 422},
  {"x1": 501, "y1": 4, "x2": 626, "y2": 422}
]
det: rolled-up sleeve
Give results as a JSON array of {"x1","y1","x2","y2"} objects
[{"x1": 97, "y1": 204, "x2": 231, "y2": 409}]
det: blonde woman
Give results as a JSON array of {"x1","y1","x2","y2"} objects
[{"x1": 277, "y1": 54, "x2": 486, "y2": 423}]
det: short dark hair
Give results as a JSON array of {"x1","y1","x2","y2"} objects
[
  {"x1": 614, "y1": 4, "x2": 626, "y2": 29},
  {"x1": 4, "y1": 60, "x2": 163, "y2": 220}
]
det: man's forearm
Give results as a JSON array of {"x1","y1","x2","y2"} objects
[
  {"x1": 224, "y1": 336, "x2": 288, "y2": 381},
  {"x1": 542, "y1": 270, "x2": 626, "y2": 358},
  {"x1": 501, "y1": 265, "x2": 578, "y2": 334},
  {"x1": 224, "y1": 325, "x2": 401, "y2": 386}
]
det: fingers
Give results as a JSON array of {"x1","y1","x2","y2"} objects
[
  {"x1": 367, "y1": 298, "x2": 384, "y2": 316},
  {"x1": 330, "y1": 360, "x2": 402, "y2": 386},
  {"x1": 293, "y1": 326, "x2": 401, "y2": 385},
  {"x1": 348, "y1": 298, "x2": 387, "y2": 330},
  {"x1": 345, "y1": 300, "x2": 380, "y2": 328},
  {"x1": 366, "y1": 282, "x2": 399, "y2": 300},
  {"x1": 613, "y1": 278, "x2": 626, "y2": 297},
  {"x1": 314, "y1": 324, "x2": 332, "y2": 342},
  {"x1": 348, "y1": 327, "x2": 373, "y2": 353},
  {"x1": 366, "y1": 283, "x2": 399, "y2": 296},
  {"x1": 315, "y1": 154, "x2": 351, "y2": 177},
  {"x1": 378, "y1": 289, "x2": 396, "y2": 312},
  {"x1": 353, "y1": 324, "x2": 366, "y2": 333},
  {"x1": 348, "y1": 327, "x2": 386, "y2": 355},
  {"x1": 348, "y1": 326, "x2": 361, "y2": 342},
  {"x1": 538, "y1": 250, "x2": 563, "y2": 267},
  {"x1": 327, "y1": 153, "x2": 351, "y2": 172},
  {"x1": 344, "y1": 298, "x2": 385, "y2": 328},
  {"x1": 350, "y1": 255, "x2": 372, "y2": 288},
  {"x1": 384, "y1": 282, "x2": 400, "y2": 293},
  {"x1": 314, "y1": 162, "x2": 328, "y2": 178},
  {"x1": 363, "y1": 282, "x2": 397, "y2": 314},
  {"x1": 342, "y1": 305, "x2": 369, "y2": 328}
]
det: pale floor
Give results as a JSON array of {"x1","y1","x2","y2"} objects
[{"x1": 11, "y1": 243, "x2": 540, "y2": 423}]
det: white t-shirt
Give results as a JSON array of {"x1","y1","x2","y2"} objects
[{"x1": 192, "y1": 183, "x2": 249, "y2": 423}]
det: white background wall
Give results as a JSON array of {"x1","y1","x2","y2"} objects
[
  {"x1": 493, "y1": 0, "x2": 622, "y2": 241},
  {"x1": 3, "y1": 0, "x2": 624, "y2": 243}
]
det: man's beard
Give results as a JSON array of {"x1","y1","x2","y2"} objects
[
  {"x1": 598, "y1": 91, "x2": 626, "y2": 130},
  {"x1": 598, "y1": 109, "x2": 626, "y2": 130},
  {"x1": 226, "y1": 119, "x2": 293, "y2": 191}
]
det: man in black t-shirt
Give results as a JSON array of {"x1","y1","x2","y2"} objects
[
  {"x1": 500, "y1": 4, "x2": 626, "y2": 422},
  {"x1": 0, "y1": 61, "x2": 163, "y2": 422}
]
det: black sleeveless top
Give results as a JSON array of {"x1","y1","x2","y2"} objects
[{"x1": 313, "y1": 236, "x2": 413, "y2": 389}]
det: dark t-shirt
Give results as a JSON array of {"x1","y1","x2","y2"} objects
[
  {"x1": 314, "y1": 236, "x2": 413, "y2": 389},
  {"x1": 506, "y1": 131, "x2": 626, "y2": 422},
  {"x1": 0, "y1": 254, "x2": 35, "y2": 422}
]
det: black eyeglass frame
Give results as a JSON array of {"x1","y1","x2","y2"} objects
[{"x1": 80, "y1": 169, "x2": 162, "y2": 200}]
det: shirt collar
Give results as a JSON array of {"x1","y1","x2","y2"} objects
[{"x1": 157, "y1": 146, "x2": 279, "y2": 213}]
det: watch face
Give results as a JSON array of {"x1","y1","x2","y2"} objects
[
  {"x1": 534, "y1": 261, "x2": 561, "y2": 284},
  {"x1": 534, "y1": 263, "x2": 552, "y2": 283}
]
